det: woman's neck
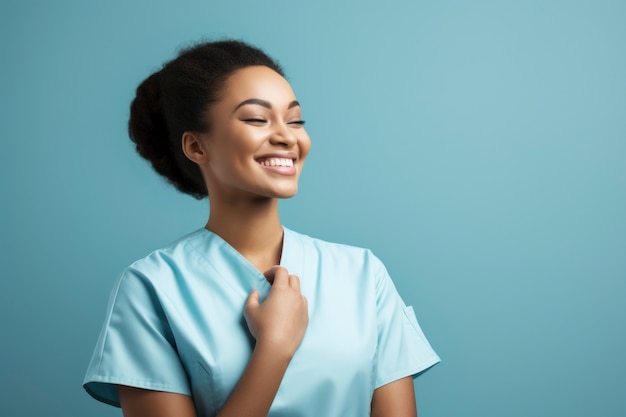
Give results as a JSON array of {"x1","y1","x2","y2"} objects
[{"x1": 205, "y1": 198, "x2": 284, "y2": 273}]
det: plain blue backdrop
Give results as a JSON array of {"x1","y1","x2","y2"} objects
[{"x1": 1, "y1": 0, "x2": 625, "y2": 416}]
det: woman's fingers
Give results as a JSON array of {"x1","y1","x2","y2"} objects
[
  {"x1": 288, "y1": 274, "x2": 301, "y2": 292},
  {"x1": 263, "y1": 265, "x2": 288, "y2": 285},
  {"x1": 245, "y1": 289, "x2": 260, "y2": 310},
  {"x1": 263, "y1": 266, "x2": 301, "y2": 291}
]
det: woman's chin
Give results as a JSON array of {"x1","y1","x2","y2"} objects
[{"x1": 272, "y1": 187, "x2": 299, "y2": 200}]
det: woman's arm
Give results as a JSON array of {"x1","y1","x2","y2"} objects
[
  {"x1": 117, "y1": 343, "x2": 294, "y2": 417},
  {"x1": 117, "y1": 266, "x2": 308, "y2": 417},
  {"x1": 117, "y1": 386, "x2": 197, "y2": 417},
  {"x1": 371, "y1": 377, "x2": 418, "y2": 417}
]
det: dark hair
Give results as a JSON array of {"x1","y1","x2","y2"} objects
[{"x1": 128, "y1": 40, "x2": 284, "y2": 199}]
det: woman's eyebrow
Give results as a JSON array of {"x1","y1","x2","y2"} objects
[{"x1": 233, "y1": 98, "x2": 300, "y2": 112}]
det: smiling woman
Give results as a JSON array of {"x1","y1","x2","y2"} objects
[
  {"x1": 82, "y1": 40, "x2": 440, "y2": 417},
  {"x1": 183, "y1": 66, "x2": 310, "y2": 207}
]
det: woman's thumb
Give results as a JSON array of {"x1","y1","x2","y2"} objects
[{"x1": 245, "y1": 289, "x2": 260, "y2": 312}]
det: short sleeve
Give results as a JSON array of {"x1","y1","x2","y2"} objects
[
  {"x1": 83, "y1": 268, "x2": 191, "y2": 407},
  {"x1": 373, "y1": 256, "x2": 441, "y2": 388}
]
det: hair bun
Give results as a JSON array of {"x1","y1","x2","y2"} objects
[
  {"x1": 128, "y1": 71, "x2": 204, "y2": 197},
  {"x1": 129, "y1": 72, "x2": 169, "y2": 162}
]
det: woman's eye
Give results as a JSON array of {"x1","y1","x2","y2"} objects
[
  {"x1": 242, "y1": 118, "x2": 267, "y2": 124},
  {"x1": 288, "y1": 120, "x2": 306, "y2": 127}
]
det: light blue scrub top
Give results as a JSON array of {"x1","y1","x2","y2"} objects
[{"x1": 84, "y1": 228, "x2": 440, "y2": 416}]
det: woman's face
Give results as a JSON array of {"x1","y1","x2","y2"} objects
[{"x1": 199, "y1": 65, "x2": 311, "y2": 202}]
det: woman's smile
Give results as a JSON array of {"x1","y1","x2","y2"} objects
[
  {"x1": 255, "y1": 152, "x2": 298, "y2": 175},
  {"x1": 198, "y1": 65, "x2": 311, "y2": 200}
]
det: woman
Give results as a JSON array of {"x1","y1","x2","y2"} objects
[{"x1": 83, "y1": 40, "x2": 440, "y2": 417}]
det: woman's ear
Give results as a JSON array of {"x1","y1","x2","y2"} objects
[{"x1": 182, "y1": 131, "x2": 210, "y2": 164}]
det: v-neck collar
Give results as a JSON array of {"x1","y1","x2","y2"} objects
[{"x1": 191, "y1": 226, "x2": 304, "y2": 300}]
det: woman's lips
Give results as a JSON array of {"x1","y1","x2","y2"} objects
[{"x1": 256, "y1": 157, "x2": 296, "y2": 175}]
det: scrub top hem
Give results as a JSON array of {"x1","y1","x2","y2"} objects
[
  {"x1": 375, "y1": 354, "x2": 441, "y2": 388},
  {"x1": 83, "y1": 377, "x2": 191, "y2": 408}
]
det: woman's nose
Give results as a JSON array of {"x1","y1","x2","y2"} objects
[{"x1": 269, "y1": 124, "x2": 297, "y2": 147}]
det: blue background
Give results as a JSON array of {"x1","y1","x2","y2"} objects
[{"x1": 1, "y1": 0, "x2": 625, "y2": 416}]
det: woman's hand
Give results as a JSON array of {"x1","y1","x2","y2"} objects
[{"x1": 244, "y1": 266, "x2": 309, "y2": 358}]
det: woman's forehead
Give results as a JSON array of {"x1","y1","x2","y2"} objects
[{"x1": 220, "y1": 66, "x2": 297, "y2": 106}]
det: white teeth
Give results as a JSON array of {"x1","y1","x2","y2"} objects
[{"x1": 258, "y1": 158, "x2": 293, "y2": 167}]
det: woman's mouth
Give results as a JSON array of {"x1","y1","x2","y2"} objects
[{"x1": 256, "y1": 157, "x2": 294, "y2": 167}]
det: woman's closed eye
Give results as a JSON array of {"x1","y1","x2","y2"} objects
[
  {"x1": 241, "y1": 118, "x2": 306, "y2": 127},
  {"x1": 288, "y1": 120, "x2": 306, "y2": 127},
  {"x1": 241, "y1": 118, "x2": 267, "y2": 124}
]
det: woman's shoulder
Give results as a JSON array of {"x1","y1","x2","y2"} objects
[
  {"x1": 119, "y1": 228, "x2": 212, "y2": 284},
  {"x1": 285, "y1": 227, "x2": 367, "y2": 250},
  {"x1": 284, "y1": 227, "x2": 385, "y2": 268}
]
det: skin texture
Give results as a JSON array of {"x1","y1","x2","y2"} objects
[{"x1": 117, "y1": 66, "x2": 418, "y2": 417}]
